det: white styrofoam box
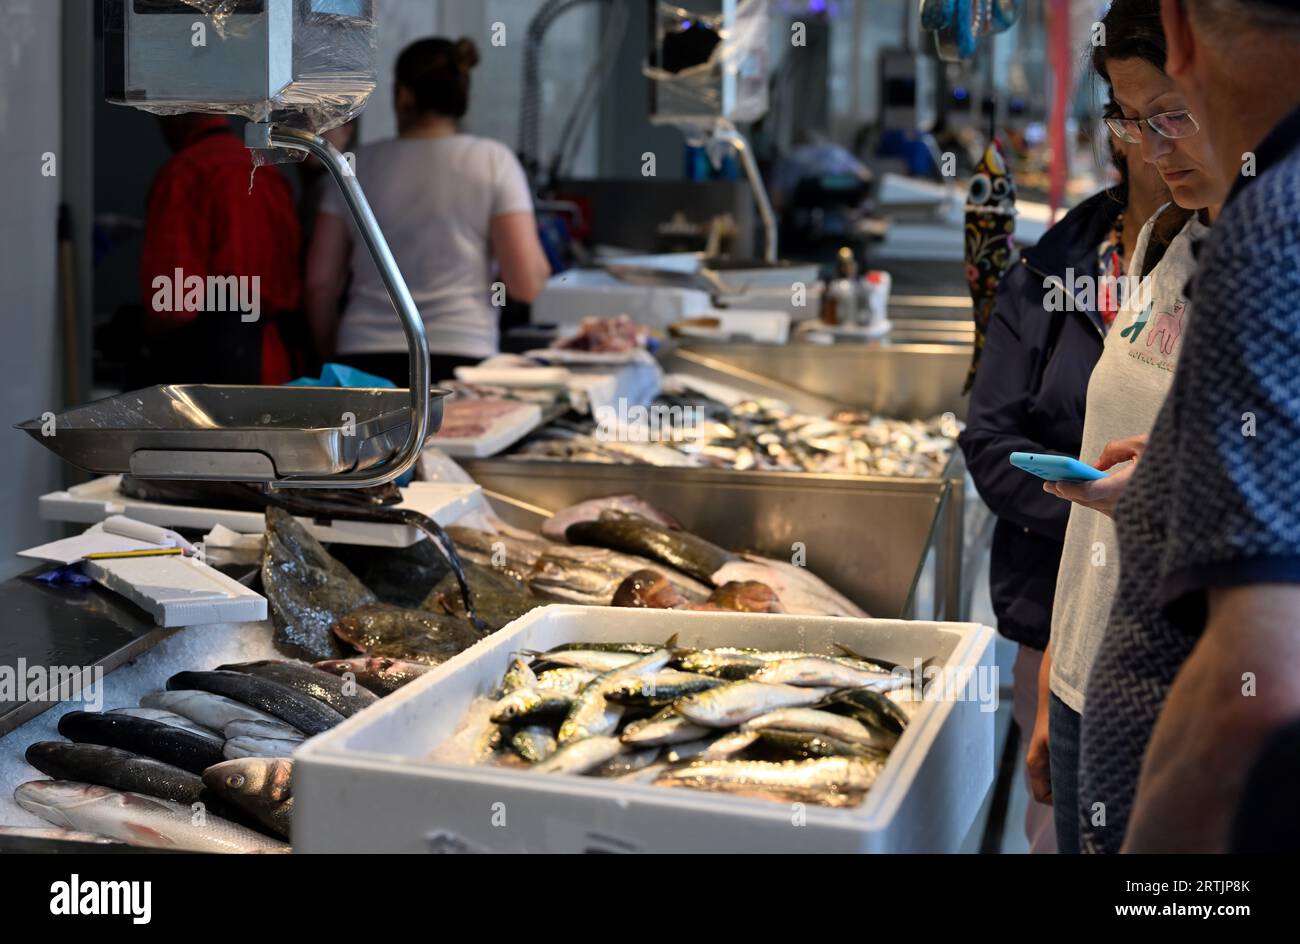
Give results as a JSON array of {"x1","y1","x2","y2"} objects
[
  {"x1": 84, "y1": 555, "x2": 266, "y2": 627},
  {"x1": 701, "y1": 308, "x2": 791, "y2": 344},
  {"x1": 294, "y1": 606, "x2": 995, "y2": 853},
  {"x1": 38, "y1": 477, "x2": 485, "y2": 548},
  {"x1": 532, "y1": 271, "x2": 712, "y2": 330}
]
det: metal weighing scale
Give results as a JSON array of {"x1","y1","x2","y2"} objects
[{"x1": 20, "y1": 0, "x2": 442, "y2": 488}]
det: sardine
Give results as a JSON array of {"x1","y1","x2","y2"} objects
[
  {"x1": 25, "y1": 741, "x2": 205, "y2": 805},
  {"x1": 653, "y1": 756, "x2": 880, "y2": 807},
  {"x1": 603, "y1": 670, "x2": 725, "y2": 706},
  {"x1": 557, "y1": 646, "x2": 676, "y2": 744},
  {"x1": 590, "y1": 746, "x2": 661, "y2": 778},
  {"x1": 750, "y1": 657, "x2": 905, "y2": 690},
  {"x1": 511, "y1": 726, "x2": 557, "y2": 763},
  {"x1": 532, "y1": 736, "x2": 626, "y2": 775},
  {"x1": 620, "y1": 709, "x2": 711, "y2": 747},
  {"x1": 529, "y1": 649, "x2": 643, "y2": 673},
  {"x1": 674, "y1": 682, "x2": 835, "y2": 728},
  {"x1": 823, "y1": 688, "x2": 911, "y2": 737},
  {"x1": 203, "y1": 757, "x2": 294, "y2": 840},
  {"x1": 501, "y1": 657, "x2": 539, "y2": 694},
  {"x1": 740, "y1": 707, "x2": 898, "y2": 751},
  {"x1": 695, "y1": 729, "x2": 762, "y2": 759},
  {"x1": 533, "y1": 668, "x2": 599, "y2": 694},
  {"x1": 750, "y1": 729, "x2": 885, "y2": 760},
  {"x1": 14, "y1": 780, "x2": 288, "y2": 853},
  {"x1": 490, "y1": 688, "x2": 573, "y2": 725}
]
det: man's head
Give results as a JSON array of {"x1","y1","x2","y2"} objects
[{"x1": 1160, "y1": 0, "x2": 1300, "y2": 188}]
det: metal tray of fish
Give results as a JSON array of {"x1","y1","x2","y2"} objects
[
  {"x1": 294, "y1": 606, "x2": 995, "y2": 853},
  {"x1": 469, "y1": 462, "x2": 957, "y2": 622},
  {"x1": 15, "y1": 385, "x2": 446, "y2": 483}
]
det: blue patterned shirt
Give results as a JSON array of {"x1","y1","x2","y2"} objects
[{"x1": 1079, "y1": 105, "x2": 1300, "y2": 853}]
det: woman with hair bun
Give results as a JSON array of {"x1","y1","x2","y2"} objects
[{"x1": 305, "y1": 36, "x2": 550, "y2": 384}]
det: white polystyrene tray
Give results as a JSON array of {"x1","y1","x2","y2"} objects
[
  {"x1": 431, "y1": 402, "x2": 543, "y2": 458},
  {"x1": 37, "y1": 477, "x2": 485, "y2": 548},
  {"x1": 294, "y1": 606, "x2": 995, "y2": 853}
]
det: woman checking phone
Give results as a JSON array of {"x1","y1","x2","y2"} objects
[{"x1": 1028, "y1": 0, "x2": 1228, "y2": 854}]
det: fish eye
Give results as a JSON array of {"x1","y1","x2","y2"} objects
[{"x1": 227, "y1": 774, "x2": 246, "y2": 789}]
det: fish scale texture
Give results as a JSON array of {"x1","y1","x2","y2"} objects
[{"x1": 1078, "y1": 140, "x2": 1300, "y2": 853}]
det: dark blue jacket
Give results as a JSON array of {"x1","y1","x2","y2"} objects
[{"x1": 959, "y1": 187, "x2": 1121, "y2": 650}]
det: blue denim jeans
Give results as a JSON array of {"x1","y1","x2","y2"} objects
[{"x1": 1049, "y1": 693, "x2": 1082, "y2": 854}]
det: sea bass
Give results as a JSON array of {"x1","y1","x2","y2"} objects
[
  {"x1": 216, "y1": 660, "x2": 379, "y2": 717},
  {"x1": 203, "y1": 758, "x2": 294, "y2": 840},
  {"x1": 57, "y1": 711, "x2": 226, "y2": 775},
  {"x1": 166, "y1": 671, "x2": 345, "y2": 737},
  {"x1": 25, "y1": 741, "x2": 205, "y2": 805},
  {"x1": 14, "y1": 780, "x2": 288, "y2": 853},
  {"x1": 142, "y1": 690, "x2": 287, "y2": 733}
]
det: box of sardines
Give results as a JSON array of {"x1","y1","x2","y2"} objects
[{"x1": 293, "y1": 606, "x2": 995, "y2": 853}]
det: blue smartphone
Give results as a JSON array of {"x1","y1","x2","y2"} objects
[{"x1": 1009, "y1": 452, "x2": 1108, "y2": 483}]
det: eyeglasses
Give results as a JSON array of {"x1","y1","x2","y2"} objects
[{"x1": 1104, "y1": 109, "x2": 1200, "y2": 145}]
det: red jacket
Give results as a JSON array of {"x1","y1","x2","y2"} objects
[{"x1": 140, "y1": 117, "x2": 301, "y2": 384}]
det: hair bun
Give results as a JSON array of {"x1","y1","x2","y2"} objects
[{"x1": 455, "y1": 37, "x2": 480, "y2": 71}]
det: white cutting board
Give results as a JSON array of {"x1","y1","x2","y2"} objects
[
  {"x1": 430, "y1": 402, "x2": 544, "y2": 458},
  {"x1": 84, "y1": 555, "x2": 267, "y2": 628},
  {"x1": 38, "y1": 477, "x2": 485, "y2": 548}
]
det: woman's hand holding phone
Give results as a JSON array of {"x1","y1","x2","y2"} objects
[{"x1": 1043, "y1": 434, "x2": 1149, "y2": 518}]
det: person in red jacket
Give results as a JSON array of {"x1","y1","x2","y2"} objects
[{"x1": 138, "y1": 114, "x2": 302, "y2": 385}]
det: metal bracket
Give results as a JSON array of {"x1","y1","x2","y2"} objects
[{"x1": 247, "y1": 123, "x2": 431, "y2": 488}]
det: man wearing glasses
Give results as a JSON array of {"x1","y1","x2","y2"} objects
[{"x1": 1078, "y1": 0, "x2": 1300, "y2": 853}]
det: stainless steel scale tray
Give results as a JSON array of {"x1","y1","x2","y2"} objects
[{"x1": 16, "y1": 384, "x2": 447, "y2": 483}]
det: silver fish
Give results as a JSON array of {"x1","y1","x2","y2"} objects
[
  {"x1": 534, "y1": 668, "x2": 599, "y2": 695},
  {"x1": 740, "y1": 707, "x2": 897, "y2": 751},
  {"x1": 620, "y1": 709, "x2": 711, "y2": 747},
  {"x1": 14, "y1": 780, "x2": 288, "y2": 853},
  {"x1": 557, "y1": 646, "x2": 675, "y2": 744},
  {"x1": 142, "y1": 690, "x2": 285, "y2": 732},
  {"x1": 653, "y1": 756, "x2": 881, "y2": 807},
  {"x1": 532, "y1": 736, "x2": 626, "y2": 775},
  {"x1": 532, "y1": 650, "x2": 643, "y2": 673},
  {"x1": 511, "y1": 726, "x2": 557, "y2": 764},
  {"x1": 674, "y1": 682, "x2": 835, "y2": 728},
  {"x1": 501, "y1": 657, "x2": 538, "y2": 695},
  {"x1": 603, "y1": 670, "x2": 723, "y2": 705},
  {"x1": 223, "y1": 736, "x2": 300, "y2": 759},
  {"x1": 490, "y1": 688, "x2": 574, "y2": 725},
  {"x1": 750, "y1": 657, "x2": 905, "y2": 691},
  {"x1": 590, "y1": 746, "x2": 661, "y2": 778},
  {"x1": 110, "y1": 707, "x2": 222, "y2": 743},
  {"x1": 222, "y1": 719, "x2": 305, "y2": 742},
  {"x1": 696, "y1": 730, "x2": 761, "y2": 759}
]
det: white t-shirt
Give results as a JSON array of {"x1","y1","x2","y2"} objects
[
  {"x1": 320, "y1": 134, "x2": 534, "y2": 359},
  {"x1": 1048, "y1": 206, "x2": 1208, "y2": 712}
]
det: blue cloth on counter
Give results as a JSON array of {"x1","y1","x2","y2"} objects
[{"x1": 287, "y1": 362, "x2": 413, "y2": 485}]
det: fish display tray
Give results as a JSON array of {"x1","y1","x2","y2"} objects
[
  {"x1": 294, "y1": 606, "x2": 995, "y2": 853},
  {"x1": 15, "y1": 384, "x2": 445, "y2": 483},
  {"x1": 36, "y1": 476, "x2": 486, "y2": 548}
]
